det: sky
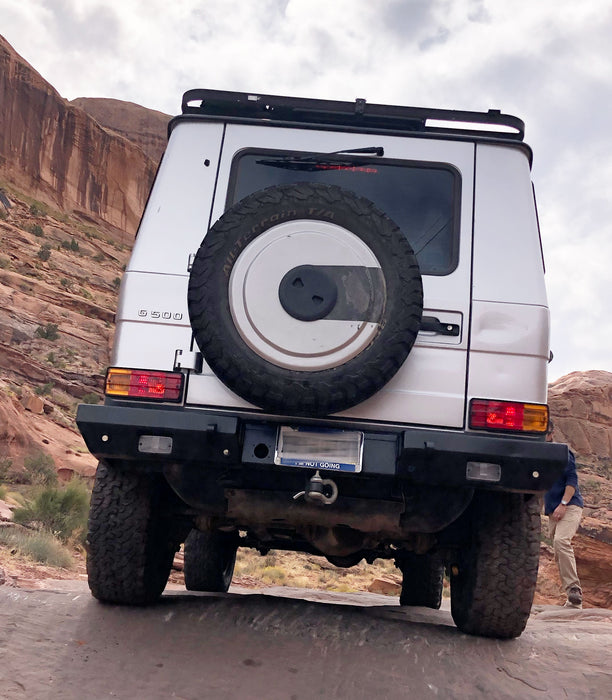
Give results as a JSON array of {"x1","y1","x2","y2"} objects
[{"x1": 1, "y1": 0, "x2": 611, "y2": 382}]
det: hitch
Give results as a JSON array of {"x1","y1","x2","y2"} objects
[{"x1": 293, "y1": 470, "x2": 338, "y2": 505}]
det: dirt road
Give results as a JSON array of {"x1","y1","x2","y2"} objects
[{"x1": 1, "y1": 582, "x2": 611, "y2": 699}]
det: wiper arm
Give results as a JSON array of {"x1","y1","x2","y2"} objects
[{"x1": 327, "y1": 146, "x2": 384, "y2": 157}]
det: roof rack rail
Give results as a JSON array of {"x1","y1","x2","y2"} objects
[{"x1": 181, "y1": 89, "x2": 525, "y2": 141}]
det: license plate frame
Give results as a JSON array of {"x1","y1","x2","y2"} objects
[{"x1": 274, "y1": 426, "x2": 364, "y2": 473}]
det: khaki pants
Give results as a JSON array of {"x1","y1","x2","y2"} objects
[{"x1": 548, "y1": 505, "x2": 582, "y2": 593}]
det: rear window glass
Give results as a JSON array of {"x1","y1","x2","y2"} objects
[{"x1": 227, "y1": 150, "x2": 460, "y2": 275}]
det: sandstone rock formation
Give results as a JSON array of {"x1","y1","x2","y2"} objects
[
  {"x1": 0, "y1": 34, "x2": 157, "y2": 236},
  {"x1": 548, "y1": 370, "x2": 612, "y2": 463},
  {"x1": 71, "y1": 97, "x2": 169, "y2": 164}
]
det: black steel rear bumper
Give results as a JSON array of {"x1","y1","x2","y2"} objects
[{"x1": 76, "y1": 402, "x2": 567, "y2": 494}]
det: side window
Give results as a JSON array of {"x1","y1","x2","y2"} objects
[{"x1": 227, "y1": 150, "x2": 461, "y2": 276}]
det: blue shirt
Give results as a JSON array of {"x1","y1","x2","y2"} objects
[{"x1": 544, "y1": 449, "x2": 584, "y2": 514}]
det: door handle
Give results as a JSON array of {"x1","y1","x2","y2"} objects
[{"x1": 420, "y1": 316, "x2": 460, "y2": 336}]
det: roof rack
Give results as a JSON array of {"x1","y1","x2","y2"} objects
[{"x1": 181, "y1": 89, "x2": 525, "y2": 141}]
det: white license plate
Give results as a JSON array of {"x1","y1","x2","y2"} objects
[{"x1": 274, "y1": 426, "x2": 364, "y2": 473}]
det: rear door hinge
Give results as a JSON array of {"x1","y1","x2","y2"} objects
[{"x1": 174, "y1": 349, "x2": 203, "y2": 373}]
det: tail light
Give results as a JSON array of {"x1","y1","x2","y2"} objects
[
  {"x1": 469, "y1": 399, "x2": 548, "y2": 434},
  {"x1": 105, "y1": 368, "x2": 184, "y2": 403}
]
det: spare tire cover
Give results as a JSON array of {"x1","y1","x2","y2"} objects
[{"x1": 188, "y1": 182, "x2": 423, "y2": 417}]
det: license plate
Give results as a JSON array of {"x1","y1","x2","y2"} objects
[{"x1": 274, "y1": 426, "x2": 364, "y2": 473}]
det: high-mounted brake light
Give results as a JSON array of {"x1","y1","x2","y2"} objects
[
  {"x1": 469, "y1": 399, "x2": 548, "y2": 434},
  {"x1": 105, "y1": 368, "x2": 184, "y2": 403}
]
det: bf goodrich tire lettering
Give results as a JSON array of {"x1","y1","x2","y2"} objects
[{"x1": 188, "y1": 182, "x2": 423, "y2": 416}]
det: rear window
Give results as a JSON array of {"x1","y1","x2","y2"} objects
[{"x1": 227, "y1": 150, "x2": 460, "y2": 275}]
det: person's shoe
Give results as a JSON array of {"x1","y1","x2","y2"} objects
[{"x1": 566, "y1": 586, "x2": 583, "y2": 607}]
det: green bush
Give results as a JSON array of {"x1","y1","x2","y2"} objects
[
  {"x1": 81, "y1": 392, "x2": 101, "y2": 404},
  {"x1": 37, "y1": 243, "x2": 51, "y2": 261},
  {"x1": 34, "y1": 381, "x2": 54, "y2": 396},
  {"x1": 61, "y1": 238, "x2": 79, "y2": 252},
  {"x1": 12, "y1": 479, "x2": 90, "y2": 544},
  {"x1": 36, "y1": 323, "x2": 60, "y2": 340},
  {"x1": 30, "y1": 224, "x2": 44, "y2": 237},
  {"x1": 23, "y1": 452, "x2": 57, "y2": 485},
  {"x1": 0, "y1": 529, "x2": 73, "y2": 568},
  {"x1": 112, "y1": 277, "x2": 121, "y2": 290}
]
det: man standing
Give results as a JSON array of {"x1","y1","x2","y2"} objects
[{"x1": 544, "y1": 429, "x2": 584, "y2": 609}]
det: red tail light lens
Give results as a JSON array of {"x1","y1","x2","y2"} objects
[
  {"x1": 105, "y1": 368, "x2": 184, "y2": 402},
  {"x1": 469, "y1": 399, "x2": 548, "y2": 433}
]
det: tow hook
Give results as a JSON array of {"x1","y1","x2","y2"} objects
[{"x1": 293, "y1": 470, "x2": 338, "y2": 505}]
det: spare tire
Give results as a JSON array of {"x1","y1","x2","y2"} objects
[{"x1": 188, "y1": 182, "x2": 423, "y2": 416}]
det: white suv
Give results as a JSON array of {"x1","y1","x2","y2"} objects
[{"x1": 77, "y1": 89, "x2": 567, "y2": 638}]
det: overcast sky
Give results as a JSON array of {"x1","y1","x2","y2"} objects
[{"x1": 1, "y1": 0, "x2": 611, "y2": 382}]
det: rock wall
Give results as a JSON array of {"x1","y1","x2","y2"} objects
[
  {"x1": 0, "y1": 35, "x2": 157, "y2": 235},
  {"x1": 70, "y1": 97, "x2": 169, "y2": 164},
  {"x1": 549, "y1": 370, "x2": 612, "y2": 463}
]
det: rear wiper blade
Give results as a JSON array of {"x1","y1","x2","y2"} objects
[
  {"x1": 256, "y1": 146, "x2": 385, "y2": 171},
  {"x1": 327, "y1": 146, "x2": 384, "y2": 156}
]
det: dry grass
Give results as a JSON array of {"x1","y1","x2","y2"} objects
[{"x1": 233, "y1": 548, "x2": 400, "y2": 594}]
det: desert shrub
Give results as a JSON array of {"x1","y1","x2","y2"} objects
[
  {"x1": 0, "y1": 209, "x2": 7, "y2": 220},
  {"x1": 36, "y1": 322, "x2": 60, "y2": 341},
  {"x1": 12, "y1": 479, "x2": 90, "y2": 544},
  {"x1": 0, "y1": 257, "x2": 10, "y2": 268},
  {"x1": 260, "y1": 566, "x2": 287, "y2": 584},
  {"x1": 29, "y1": 202, "x2": 47, "y2": 216},
  {"x1": 0, "y1": 484, "x2": 7, "y2": 500},
  {"x1": 23, "y1": 452, "x2": 57, "y2": 486},
  {"x1": 35, "y1": 381, "x2": 54, "y2": 396},
  {"x1": 112, "y1": 277, "x2": 121, "y2": 290},
  {"x1": 81, "y1": 392, "x2": 101, "y2": 405},
  {"x1": 30, "y1": 224, "x2": 44, "y2": 237},
  {"x1": 93, "y1": 252, "x2": 105, "y2": 263},
  {"x1": 37, "y1": 243, "x2": 52, "y2": 261},
  {"x1": 0, "y1": 456, "x2": 13, "y2": 482},
  {"x1": 61, "y1": 238, "x2": 79, "y2": 252},
  {"x1": 0, "y1": 529, "x2": 73, "y2": 568}
]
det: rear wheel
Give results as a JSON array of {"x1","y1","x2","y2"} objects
[
  {"x1": 449, "y1": 493, "x2": 541, "y2": 638},
  {"x1": 87, "y1": 462, "x2": 179, "y2": 605},
  {"x1": 183, "y1": 529, "x2": 238, "y2": 592},
  {"x1": 398, "y1": 552, "x2": 444, "y2": 609}
]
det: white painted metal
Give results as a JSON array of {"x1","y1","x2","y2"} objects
[
  {"x1": 116, "y1": 113, "x2": 550, "y2": 431},
  {"x1": 128, "y1": 122, "x2": 225, "y2": 275},
  {"x1": 228, "y1": 220, "x2": 382, "y2": 370},
  {"x1": 185, "y1": 124, "x2": 475, "y2": 427}
]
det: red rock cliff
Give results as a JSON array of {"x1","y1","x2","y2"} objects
[{"x1": 0, "y1": 35, "x2": 157, "y2": 235}]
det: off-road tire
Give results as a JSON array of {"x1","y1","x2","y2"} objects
[
  {"x1": 188, "y1": 182, "x2": 423, "y2": 417},
  {"x1": 398, "y1": 552, "x2": 444, "y2": 609},
  {"x1": 183, "y1": 529, "x2": 238, "y2": 592},
  {"x1": 450, "y1": 493, "x2": 541, "y2": 638},
  {"x1": 86, "y1": 461, "x2": 177, "y2": 605}
]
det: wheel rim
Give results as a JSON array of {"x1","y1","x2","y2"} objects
[{"x1": 228, "y1": 219, "x2": 385, "y2": 371}]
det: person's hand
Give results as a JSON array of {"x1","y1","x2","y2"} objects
[{"x1": 551, "y1": 503, "x2": 567, "y2": 522}]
